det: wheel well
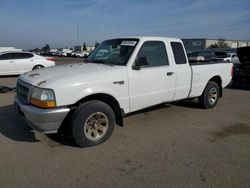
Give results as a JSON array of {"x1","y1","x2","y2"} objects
[
  {"x1": 209, "y1": 76, "x2": 222, "y2": 97},
  {"x1": 33, "y1": 64, "x2": 44, "y2": 70},
  {"x1": 74, "y1": 93, "x2": 124, "y2": 127}
]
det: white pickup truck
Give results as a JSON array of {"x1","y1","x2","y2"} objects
[{"x1": 14, "y1": 37, "x2": 233, "y2": 147}]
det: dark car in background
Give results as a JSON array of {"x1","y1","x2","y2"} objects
[
  {"x1": 187, "y1": 50, "x2": 227, "y2": 62},
  {"x1": 232, "y1": 47, "x2": 250, "y2": 86}
]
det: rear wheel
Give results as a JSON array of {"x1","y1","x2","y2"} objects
[
  {"x1": 71, "y1": 100, "x2": 116, "y2": 147},
  {"x1": 198, "y1": 81, "x2": 219, "y2": 109},
  {"x1": 33, "y1": 65, "x2": 44, "y2": 70}
]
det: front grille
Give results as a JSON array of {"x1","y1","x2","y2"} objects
[{"x1": 16, "y1": 80, "x2": 32, "y2": 104}]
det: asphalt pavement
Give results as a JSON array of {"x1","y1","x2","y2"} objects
[{"x1": 0, "y1": 59, "x2": 249, "y2": 188}]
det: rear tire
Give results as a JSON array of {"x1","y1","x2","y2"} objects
[
  {"x1": 33, "y1": 65, "x2": 44, "y2": 70},
  {"x1": 71, "y1": 100, "x2": 116, "y2": 147},
  {"x1": 198, "y1": 81, "x2": 219, "y2": 109}
]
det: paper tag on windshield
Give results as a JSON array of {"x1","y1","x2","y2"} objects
[{"x1": 121, "y1": 41, "x2": 137, "y2": 46}]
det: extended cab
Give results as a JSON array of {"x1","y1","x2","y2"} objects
[{"x1": 14, "y1": 37, "x2": 233, "y2": 147}]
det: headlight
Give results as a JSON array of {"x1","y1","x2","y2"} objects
[{"x1": 31, "y1": 87, "x2": 56, "y2": 108}]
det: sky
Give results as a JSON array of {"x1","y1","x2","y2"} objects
[{"x1": 0, "y1": 0, "x2": 249, "y2": 49}]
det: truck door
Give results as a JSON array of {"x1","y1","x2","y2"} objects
[
  {"x1": 170, "y1": 41, "x2": 192, "y2": 100},
  {"x1": 128, "y1": 41, "x2": 176, "y2": 112}
]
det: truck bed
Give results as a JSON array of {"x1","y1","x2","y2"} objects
[
  {"x1": 189, "y1": 60, "x2": 227, "y2": 65},
  {"x1": 188, "y1": 61, "x2": 232, "y2": 98}
]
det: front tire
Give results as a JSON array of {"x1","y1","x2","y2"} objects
[
  {"x1": 198, "y1": 81, "x2": 219, "y2": 109},
  {"x1": 71, "y1": 100, "x2": 116, "y2": 147}
]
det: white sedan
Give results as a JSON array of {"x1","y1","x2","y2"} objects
[
  {"x1": 0, "y1": 51, "x2": 55, "y2": 75},
  {"x1": 224, "y1": 53, "x2": 237, "y2": 62},
  {"x1": 224, "y1": 53, "x2": 240, "y2": 64}
]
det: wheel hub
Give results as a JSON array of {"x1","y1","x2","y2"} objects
[
  {"x1": 208, "y1": 87, "x2": 218, "y2": 105},
  {"x1": 84, "y1": 112, "x2": 109, "y2": 141}
]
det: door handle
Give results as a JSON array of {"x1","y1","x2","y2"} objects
[
  {"x1": 9, "y1": 61, "x2": 14, "y2": 63},
  {"x1": 167, "y1": 72, "x2": 174, "y2": 76}
]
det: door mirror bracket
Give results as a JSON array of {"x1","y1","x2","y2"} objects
[{"x1": 132, "y1": 57, "x2": 149, "y2": 70}]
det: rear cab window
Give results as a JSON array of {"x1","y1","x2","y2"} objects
[{"x1": 171, "y1": 42, "x2": 187, "y2": 64}]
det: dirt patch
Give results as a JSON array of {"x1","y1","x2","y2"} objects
[{"x1": 211, "y1": 123, "x2": 250, "y2": 139}]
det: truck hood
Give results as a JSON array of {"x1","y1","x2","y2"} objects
[{"x1": 19, "y1": 63, "x2": 127, "y2": 87}]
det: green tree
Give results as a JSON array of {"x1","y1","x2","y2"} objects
[
  {"x1": 33, "y1": 48, "x2": 40, "y2": 53},
  {"x1": 95, "y1": 42, "x2": 100, "y2": 48},
  {"x1": 41, "y1": 44, "x2": 50, "y2": 53},
  {"x1": 209, "y1": 43, "x2": 219, "y2": 49},
  {"x1": 209, "y1": 38, "x2": 229, "y2": 49},
  {"x1": 83, "y1": 42, "x2": 87, "y2": 51},
  {"x1": 217, "y1": 38, "x2": 229, "y2": 48}
]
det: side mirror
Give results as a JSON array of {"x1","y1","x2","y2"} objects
[{"x1": 132, "y1": 57, "x2": 149, "y2": 70}]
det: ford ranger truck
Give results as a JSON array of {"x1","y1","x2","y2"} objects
[{"x1": 14, "y1": 37, "x2": 233, "y2": 147}]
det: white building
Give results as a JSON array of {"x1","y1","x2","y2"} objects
[
  {"x1": 86, "y1": 46, "x2": 95, "y2": 52},
  {"x1": 182, "y1": 39, "x2": 250, "y2": 52}
]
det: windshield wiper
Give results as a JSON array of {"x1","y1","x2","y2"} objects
[{"x1": 91, "y1": 60, "x2": 114, "y2": 66}]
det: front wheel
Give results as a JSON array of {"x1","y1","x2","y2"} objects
[
  {"x1": 198, "y1": 81, "x2": 219, "y2": 109},
  {"x1": 71, "y1": 100, "x2": 116, "y2": 147}
]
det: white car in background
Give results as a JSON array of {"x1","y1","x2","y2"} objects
[
  {"x1": 0, "y1": 51, "x2": 55, "y2": 76},
  {"x1": 224, "y1": 53, "x2": 237, "y2": 62},
  {"x1": 72, "y1": 51, "x2": 89, "y2": 58},
  {"x1": 58, "y1": 51, "x2": 67, "y2": 57},
  {"x1": 224, "y1": 53, "x2": 240, "y2": 64}
]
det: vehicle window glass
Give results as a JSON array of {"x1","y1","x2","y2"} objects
[
  {"x1": 0, "y1": 54, "x2": 5, "y2": 60},
  {"x1": 0, "y1": 53, "x2": 14, "y2": 60},
  {"x1": 171, "y1": 42, "x2": 187, "y2": 64},
  {"x1": 87, "y1": 38, "x2": 138, "y2": 66},
  {"x1": 214, "y1": 52, "x2": 227, "y2": 58},
  {"x1": 13, "y1": 53, "x2": 33, "y2": 59},
  {"x1": 136, "y1": 41, "x2": 169, "y2": 67},
  {"x1": 191, "y1": 52, "x2": 198, "y2": 57}
]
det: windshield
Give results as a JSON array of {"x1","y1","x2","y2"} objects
[{"x1": 87, "y1": 38, "x2": 139, "y2": 66}]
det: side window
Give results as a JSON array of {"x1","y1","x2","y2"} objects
[
  {"x1": 14, "y1": 53, "x2": 33, "y2": 59},
  {"x1": 171, "y1": 42, "x2": 187, "y2": 64},
  {"x1": 0, "y1": 53, "x2": 14, "y2": 60},
  {"x1": 136, "y1": 41, "x2": 169, "y2": 67},
  {"x1": 0, "y1": 54, "x2": 5, "y2": 60},
  {"x1": 22, "y1": 53, "x2": 33, "y2": 58}
]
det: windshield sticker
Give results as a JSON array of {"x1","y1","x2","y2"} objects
[{"x1": 121, "y1": 41, "x2": 137, "y2": 46}]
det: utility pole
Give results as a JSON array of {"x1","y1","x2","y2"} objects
[{"x1": 77, "y1": 21, "x2": 79, "y2": 46}]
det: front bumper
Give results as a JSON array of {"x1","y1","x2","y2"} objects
[{"x1": 14, "y1": 96, "x2": 70, "y2": 134}]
